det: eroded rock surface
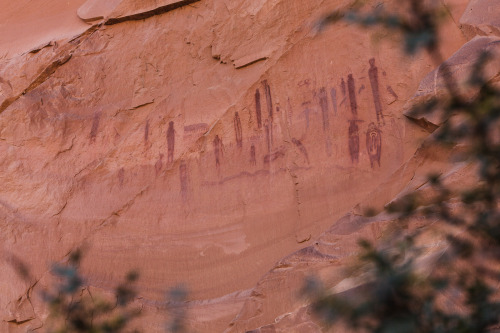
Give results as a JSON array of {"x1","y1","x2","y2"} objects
[
  {"x1": 1, "y1": 0, "x2": 495, "y2": 332},
  {"x1": 403, "y1": 35, "x2": 500, "y2": 128},
  {"x1": 460, "y1": 0, "x2": 500, "y2": 39}
]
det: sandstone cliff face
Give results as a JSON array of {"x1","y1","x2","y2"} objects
[{"x1": 0, "y1": 0, "x2": 495, "y2": 332}]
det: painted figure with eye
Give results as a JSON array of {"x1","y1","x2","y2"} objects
[{"x1": 366, "y1": 122, "x2": 382, "y2": 168}]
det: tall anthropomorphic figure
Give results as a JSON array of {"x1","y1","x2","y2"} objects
[
  {"x1": 348, "y1": 120, "x2": 360, "y2": 163},
  {"x1": 167, "y1": 121, "x2": 175, "y2": 163},
  {"x1": 213, "y1": 135, "x2": 223, "y2": 168},
  {"x1": 179, "y1": 160, "x2": 188, "y2": 201},
  {"x1": 368, "y1": 58, "x2": 385, "y2": 126},
  {"x1": 234, "y1": 112, "x2": 243, "y2": 148}
]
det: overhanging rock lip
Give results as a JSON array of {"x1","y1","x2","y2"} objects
[
  {"x1": 233, "y1": 55, "x2": 269, "y2": 69},
  {"x1": 77, "y1": 0, "x2": 122, "y2": 23},
  {"x1": 103, "y1": 0, "x2": 201, "y2": 25}
]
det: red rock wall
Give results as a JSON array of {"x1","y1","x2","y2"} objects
[{"x1": 1, "y1": 0, "x2": 495, "y2": 331}]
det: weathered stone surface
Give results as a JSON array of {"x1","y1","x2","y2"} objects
[
  {"x1": 226, "y1": 132, "x2": 480, "y2": 331},
  {"x1": 0, "y1": 0, "x2": 477, "y2": 332},
  {"x1": 460, "y1": 0, "x2": 500, "y2": 39},
  {"x1": 77, "y1": 0, "x2": 122, "y2": 22},
  {"x1": 404, "y1": 36, "x2": 500, "y2": 128},
  {"x1": 0, "y1": 0, "x2": 89, "y2": 58},
  {"x1": 224, "y1": 131, "x2": 461, "y2": 332},
  {"x1": 77, "y1": 0, "x2": 202, "y2": 24}
]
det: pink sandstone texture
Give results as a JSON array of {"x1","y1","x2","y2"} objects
[{"x1": 0, "y1": 0, "x2": 498, "y2": 331}]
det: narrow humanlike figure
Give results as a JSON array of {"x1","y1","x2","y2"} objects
[
  {"x1": 255, "y1": 89, "x2": 262, "y2": 128},
  {"x1": 368, "y1": 58, "x2": 385, "y2": 125},
  {"x1": 118, "y1": 168, "x2": 125, "y2": 187},
  {"x1": 330, "y1": 88, "x2": 338, "y2": 115},
  {"x1": 179, "y1": 160, "x2": 188, "y2": 201},
  {"x1": 264, "y1": 119, "x2": 272, "y2": 153},
  {"x1": 348, "y1": 120, "x2": 360, "y2": 164},
  {"x1": 144, "y1": 119, "x2": 150, "y2": 143},
  {"x1": 234, "y1": 112, "x2": 243, "y2": 148},
  {"x1": 319, "y1": 87, "x2": 330, "y2": 132},
  {"x1": 155, "y1": 154, "x2": 164, "y2": 175},
  {"x1": 302, "y1": 102, "x2": 312, "y2": 129},
  {"x1": 250, "y1": 144, "x2": 257, "y2": 166},
  {"x1": 340, "y1": 78, "x2": 347, "y2": 110},
  {"x1": 263, "y1": 80, "x2": 273, "y2": 120},
  {"x1": 213, "y1": 135, "x2": 223, "y2": 168},
  {"x1": 90, "y1": 112, "x2": 101, "y2": 142},
  {"x1": 167, "y1": 121, "x2": 175, "y2": 163},
  {"x1": 366, "y1": 122, "x2": 382, "y2": 168},
  {"x1": 347, "y1": 74, "x2": 358, "y2": 117}
]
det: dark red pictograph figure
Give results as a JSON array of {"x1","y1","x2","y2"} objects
[
  {"x1": 330, "y1": 88, "x2": 338, "y2": 115},
  {"x1": 264, "y1": 119, "x2": 273, "y2": 153},
  {"x1": 144, "y1": 119, "x2": 150, "y2": 143},
  {"x1": 250, "y1": 144, "x2": 257, "y2": 166},
  {"x1": 292, "y1": 138, "x2": 310, "y2": 165},
  {"x1": 167, "y1": 121, "x2": 175, "y2": 163},
  {"x1": 387, "y1": 85, "x2": 398, "y2": 100},
  {"x1": 340, "y1": 78, "x2": 347, "y2": 109},
  {"x1": 287, "y1": 97, "x2": 293, "y2": 126},
  {"x1": 90, "y1": 112, "x2": 101, "y2": 142},
  {"x1": 213, "y1": 135, "x2": 223, "y2": 168},
  {"x1": 255, "y1": 89, "x2": 262, "y2": 128},
  {"x1": 366, "y1": 122, "x2": 382, "y2": 168},
  {"x1": 319, "y1": 87, "x2": 330, "y2": 131},
  {"x1": 155, "y1": 154, "x2": 164, "y2": 175},
  {"x1": 348, "y1": 120, "x2": 362, "y2": 164},
  {"x1": 118, "y1": 168, "x2": 125, "y2": 187},
  {"x1": 234, "y1": 112, "x2": 243, "y2": 148},
  {"x1": 347, "y1": 74, "x2": 358, "y2": 116},
  {"x1": 263, "y1": 146, "x2": 286, "y2": 164},
  {"x1": 346, "y1": 74, "x2": 362, "y2": 164},
  {"x1": 302, "y1": 102, "x2": 312, "y2": 129},
  {"x1": 179, "y1": 160, "x2": 188, "y2": 201},
  {"x1": 368, "y1": 58, "x2": 385, "y2": 125},
  {"x1": 263, "y1": 80, "x2": 273, "y2": 120}
]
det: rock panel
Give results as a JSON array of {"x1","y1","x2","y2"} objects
[
  {"x1": 0, "y1": 0, "x2": 89, "y2": 57},
  {"x1": 404, "y1": 36, "x2": 500, "y2": 128},
  {"x1": 0, "y1": 0, "x2": 474, "y2": 331},
  {"x1": 460, "y1": 0, "x2": 500, "y2": 39},
  {"x1": 77, "y1": 0, "x2": 122, "y2": 22}
]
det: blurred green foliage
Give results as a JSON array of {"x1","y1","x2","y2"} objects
[
  {"x1": 43, "y1": 250, "x2": 141, "y2": 333},
  {"x1": 38, "y1": 249, "x2": 189, "y2": 333}
]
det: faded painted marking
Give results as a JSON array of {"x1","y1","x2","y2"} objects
[
  {"x1": 292, "y1": 138, "x2": 310, "y2": 164},
  {"x1": 90, "y1": 112, "x2": 101, "y2": 142},
  {"x1": 250, "y1": 144, "x2": 257, "y2": 166},
  {"x1": 368, "y1": 58, "x2": 385, "y2": 125},
  {"x1": 255, "y1": 89, "x2": 262, "y2": 128},
  {"x1": 179, "y1": 160, "x2": 188, "y2": 201},
  {"x1": 144, "y1": 120, "x2": 150, "y2": 143},
  {"x1": 348, "y1": 120, "x2": 363, "y2": 164},
  {"x1": 319, "y1": 87, "x2": 330, "y2": 131},
  {"x1": 263, "y1": 80, "x2": 273, "y2": 120},
  {"x1": 167, "y1": 121, "x2": 175, "y2": 163},
  {"x1": 213, "y1": 135, "x2": 223, "y2": 168},
  {"x1": 330, "y1": 88, "x2": 338, "y2": 115},
  {"x1": 366, "y1": 122, "x2": 382, "y2": 168},
  {"x1": 347, "y1": 74, "x2": 358, "y2": 116},
  {"x1": 234, "y1": 112, "x2": 243, "y2": 148}
]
